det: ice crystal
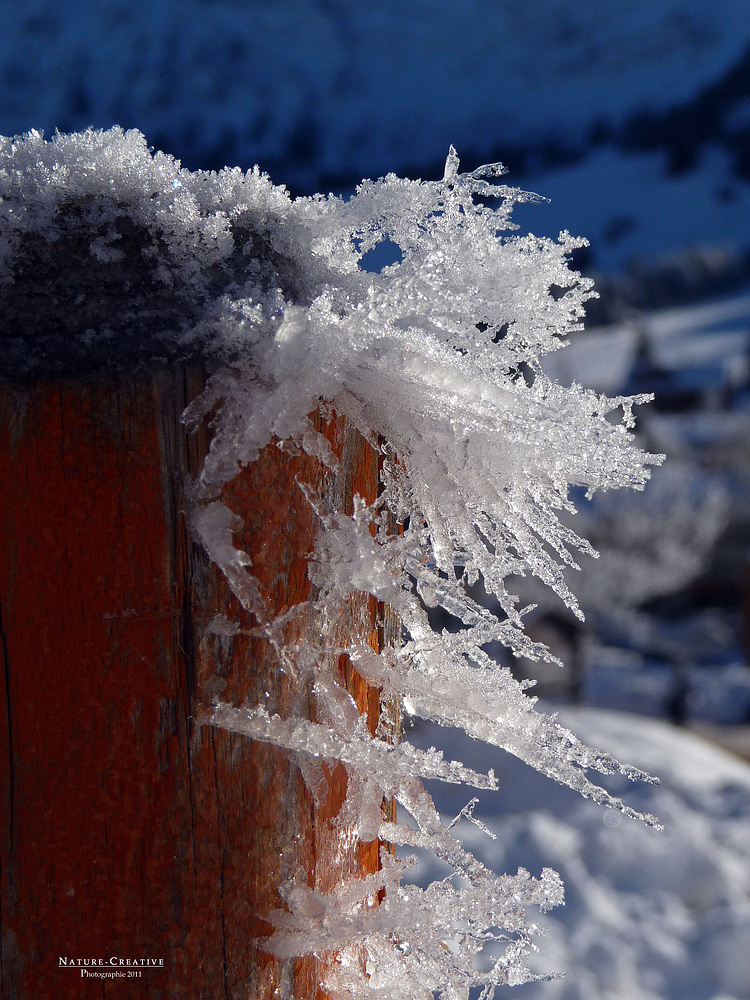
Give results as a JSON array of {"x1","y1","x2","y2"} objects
[
  {"x1": 264, "y1": 852, "x2": 564, "y2": 1000},
  {"x1": 0, "y1": 128, "x2": 663, "y2": 997},
  {"x1": 187, "y1": 144, "x2": 663, "y2": 993}
]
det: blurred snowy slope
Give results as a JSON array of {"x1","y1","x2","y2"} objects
[
  {"x1": 542, "y1": 289, "x2": 750, "y2": 394},
  {"x1": 1, "y1": 0, "x2": 749, "y2": 189},
  {"x1": 408, "y1": 708, "x2": 750, "y2": 1000},
  {"x1": 512, "y1": 146, "x2": 750, "y2": 276}
]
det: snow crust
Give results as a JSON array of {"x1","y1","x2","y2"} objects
[
  {"x1": 1, "y1": 127, "x2": 664, "y2": 996},
  {"x1": 409, "y1": 708, "x2": 750, "y2": 999}
]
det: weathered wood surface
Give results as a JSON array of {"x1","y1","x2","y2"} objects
[{"x1": 0, "y1": 370, "x2": 386, "y2": 999}]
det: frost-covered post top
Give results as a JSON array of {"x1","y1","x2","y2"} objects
[
  {"x1": 0, "y1": 127, "x2": 317, "y2": 378},
  {"x1": 1, "y1": 127, "x2": 663, "y2": 997},
  {"x1": 3, "y1": 128, "x2": 588, "y2": 382}
]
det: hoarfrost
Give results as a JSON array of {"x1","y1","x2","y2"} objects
[
  {"x1": 264, "y1": 852, "x2": 564, "y2": 1000},
  {"x1": 1, "y1": 128, "x2": 664, "y2": 996}
]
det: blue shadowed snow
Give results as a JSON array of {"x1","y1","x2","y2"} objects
[{"x1": 407, "y1": 708, "x2": 750, "y2": 1000}]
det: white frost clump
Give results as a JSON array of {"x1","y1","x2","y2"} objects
[
  {"x1": 264, "y1": 853, "x2": 564, "y2": 999},
  {"x1": 186, "y1": 145, "x2": 663, "y2": 994},
  {"x1": 0, "y1": 126, "x2": 240, "y2": 279},
  {"x1": 1, "y1": 128, "x2": 663, "y2": 997}
]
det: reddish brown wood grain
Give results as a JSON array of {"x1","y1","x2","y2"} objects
[{"x1": 0, "y1": 371, "x2": 386, "y2": 1000}]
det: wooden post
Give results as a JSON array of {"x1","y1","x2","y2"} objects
[{"x1": 0, "y1": 366, "x2": 386, "y2": 999}]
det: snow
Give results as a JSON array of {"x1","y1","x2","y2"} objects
[
  {"x1": 541, "y1": 289, "x2": 750, "y2": 396},
  {"x1": 539, "y1": 324, "x2": 640, "y2": 396},
  {"x1": 533, "y1": 287, "x2": 750, "y2": 731},
  {"x1": 513, "y1": 145, "x2": 750, "y2": 275},
  {"x1": 645, "y1": 293, "x2": 750, "y2": 370},
  {"x1": 568, "y1": 461, "x2": 727, "y2": 615},
  {"x1": 407, "y1": 707, "x2": 750, "y2": 1000}
]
